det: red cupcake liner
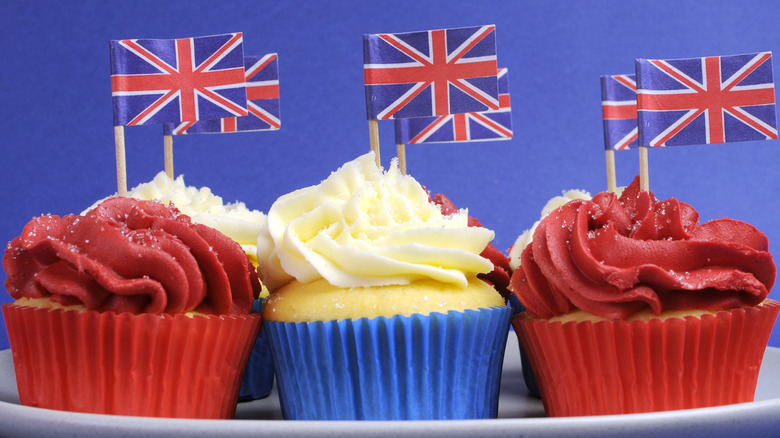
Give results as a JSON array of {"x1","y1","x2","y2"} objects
[
  {"x1": 2, "y1": 303, "x2": 261, "y2": 419},
  {"x1": 512, "y1": 300, "x2": 780, "y2": 417}
]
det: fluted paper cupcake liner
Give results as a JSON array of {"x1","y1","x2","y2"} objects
[
  {"x1": 508, "y1": 293, "x2": 541, "y2": 398},
  {"x1": 3, "y1": 303, "x2": 261, "y2": 419},
  {"x1": 238, "y1": 299, "x2": 274, "y2": 401},
  {"x1": 513, "y1": 300, "x2": 780, "y2": 417},
  {"x1": 265, "y1": 306, "x2": 511, "y2": 420}
]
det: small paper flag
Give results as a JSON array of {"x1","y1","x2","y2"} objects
[
  {"x1": 635, "y1": 52, "x2": 777, "y2": 146},
  {"x1": 363, "y1": 25, "x2": 499, "y2": 120},
  {"x1": 165, "y1": 54, "x2": 280, "y2": 135},
  {"x1": 601, "y1": 74, "x2": 638, "y2": 150},
  {"x1": 110, "y1": 33, "x2": 248, "y2": 126},
  {"x1": 395, "y1": 68, "x2": 512, "y2": 144}
]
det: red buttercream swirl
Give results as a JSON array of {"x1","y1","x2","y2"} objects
[
  {"x1": 4, "y1": 197, "x2": 261, "y2": 315},
  {"x1": 510, "y1": 177, "x2": 775, "y2": 319}
]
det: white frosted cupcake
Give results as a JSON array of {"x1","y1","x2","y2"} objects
[{"x1": 257, "y1": 152, "x2": 511, "y2": 420}]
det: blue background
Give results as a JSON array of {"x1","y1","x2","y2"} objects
[{"x1": 1, "y1": 0, "x2": 779, "y2": 350}]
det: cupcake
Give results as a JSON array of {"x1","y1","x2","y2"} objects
[
  {"x1": 84, "y1": 171, "x2": 274, "y2": 401},
  {"x1": 3, "y1": 197, "x2": 262, "y2": 418},
  {"x1": 257, "y1": 152, "x2": 511, "y2": 420},
  {"x1": 507, "y1": 188, "x2": 591, "y2": 397},
  {"x1": 510, "y1": 176, "x2": 778, "y2": 416}
]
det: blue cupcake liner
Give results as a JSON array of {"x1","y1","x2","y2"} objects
[
  {"x1": 238, "y1": 299, "x2": 275, "y2": 401},
  {"x1": 507, "y1": 294, "x2": 541, "y2": 398},
  {"x1": 265, "y1": 306, "x2": 511, "y2": 420}
]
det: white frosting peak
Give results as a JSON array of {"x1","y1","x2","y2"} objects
[{"x1": 257, "y1": 152, "x2": 494, "y2": 290}]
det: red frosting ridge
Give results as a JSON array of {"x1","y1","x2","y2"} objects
[
  {"x1": 510, "y1": 177, "x2": 775, "y2": 319},
  {"x1": 4, "y1": 197, "x2": 260, "y2": 315}
]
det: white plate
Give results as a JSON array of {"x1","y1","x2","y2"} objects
[{"x1": 1, "y1": 335, "x2": 779, "y2": 437}]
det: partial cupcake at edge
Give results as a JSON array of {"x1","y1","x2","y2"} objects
[
  {"x1": 3, "y1": 196, "x2": 263, "y2": 418},
  {"x1": 508, "y1": 176, "x2": 778, "y2": 417}
]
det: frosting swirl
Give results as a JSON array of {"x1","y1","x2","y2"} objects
[
  {"x1": 431, "y1": 192, "x2": 511, "y2": 298},
  {"x1": 256, "y1": 152, "x2": 494, "y2": 290},
  {"x1": 5, "y1": 197, "x2": 261, "y2": 315},
  {"x1": 83, "y1": 171, "x2": 266, "y2": 265},
  {"x1": 508, "y1": 189, "x2": 591, "y2": 271},
  {"x1": 511, "y1": 177, "x2": 775, "y2": 319}
]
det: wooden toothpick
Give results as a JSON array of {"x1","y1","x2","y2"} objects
[
  {"x1": 368, "y1": 119, "x2": 380, "y2": 166},
  {"x1": 605, "y1": 149, "x2": 617, "y2": 193},
  {"x1": 397, "y1": 143, "x2": 407, "y2": 175},
  {"x1": 114, "y1": 125, "x2": 128, "y2": 196},
  {"x1": 639, "y1": 146, "x2": 650, "y2": 191},
  {"x1": 164, "y1": 134, "x2": 174, "y2": 178}
]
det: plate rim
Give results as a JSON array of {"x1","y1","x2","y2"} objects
[{"x1": 1, "y1": 342, "x2": 779, "y2": 437}]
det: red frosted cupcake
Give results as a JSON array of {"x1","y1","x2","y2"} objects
[
  {"x1": 3, "y1": 197, "x2": 262, "y2": 418},
  {"x1": 510, "y1": 176, "x2": 778, "y2": 416}
]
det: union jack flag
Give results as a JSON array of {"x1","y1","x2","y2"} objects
[
  {"x1": 601, "y1": 74, "x2": 638, "y2": 150},
  {"x1": 110, "y1": 32, "x2": 248, "y2": 126},
  {"x1": 164, "y1": 54, "x2": 280, "y2": 135},
  {"x1": 363, "y1": 25, "x2": 499, "y2": 120},
  {"x1": 636, "y1": 52, "x2": 777, "y2": 146},
  {"x1": 395, "y1": 68, "x2": 511, "y2": 144}
]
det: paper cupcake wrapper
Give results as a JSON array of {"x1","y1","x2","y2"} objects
[
  {"x1": 265, "y1": 306, "x2": 511, "y2": 420},
  {"x1": 508, "y1": 293, "x2": 541, "y2": 398},
  {"x1": 518, "y1": 340, "x2": 541, "y2": 398},
  {"x1": 3, "y1": 303, "x2": 261, "y2": 419},
  {"x1": 507, "y1": 292, "x2": 525, "y2": 316},
  {"x1": 238, "y1": 299, "x2": 274, "y2": 401},
  {"x1": 513, "y1": 300, "x2": 780, "y2": 417}
]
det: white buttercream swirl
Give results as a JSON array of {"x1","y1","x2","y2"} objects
[{"x1": 257, "y1": 152, "x2": 494, "y2": 290}]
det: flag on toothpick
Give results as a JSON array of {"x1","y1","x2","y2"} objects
[
  {"x1": 166, "y1": 54, "x2": 280, "y2": 134},
  {"x1": 363, "y1": 25, "x2": 500, "y2": 120},
  {"x1": 601, "y1": 74, "x2": 638, "y2": 150},
  {"x1": 395, "y1": 68, "x2": 512, "y2": 144},
  {"x1": 110, "y1": 32, "x2": 248, "y2": 126},
  {"x1": 600, "y1": 73, "x2": 638, "y2": 193},
  {"x1": 109, "y1": 32, "x2": 248, "y2": 196},
  {"x1": 632, "y1": 51, "x2": 777, "y2": 193},
  {"x1": 635, "y1": 51, "x2": 777, "y2": 147}
]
